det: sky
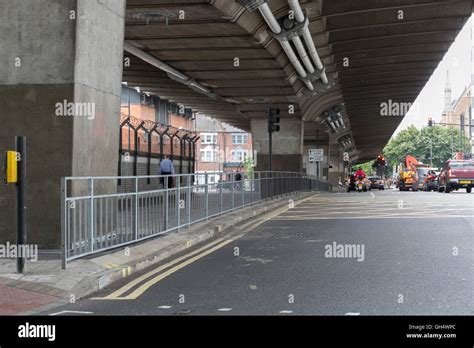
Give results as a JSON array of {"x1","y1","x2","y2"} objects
[{"x1": 392, "y1": 15, "x2": 472, "y2": 136}]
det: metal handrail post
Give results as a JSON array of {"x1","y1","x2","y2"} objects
[
  {"x1": 231, "y1": 173, "x2": 235, "y2": 209},
  {"x1": 176, "y1": 178, "x2": 181, "y2": 231},
  {"x1": 280, "y1": 172, "x2": 283, "y2": 196},
  {"x1": 204, "y1": 172, "x2": 209, "y2": 220},
  {"x1": 257, "y1": 173, "x2": 262, "y2": 200},
  {"x1": 187, "y1": 175, "x2": 191, "y2": 227},
  {"x1": 134, "y1": 177, "x2": 138, "y2": 240},
  {"x1": 241, "y1": 173, "x2": 245, "y2": 207},
  {"x1": 90, "y1": 177, "x2": 94, "y2": 252},
  {"x1": 251, "y1": 173, "x2": 254, "y2": 203},
  {"x1": 165, "y1": 176, "x2": 169, "y2": 230},
  {"x1": 219, "y1": 173, "x2": 223, "y2": 214},
  {"x1": 61, "y1": 178, "x2": 67, "y2": 269}
]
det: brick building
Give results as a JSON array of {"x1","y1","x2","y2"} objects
[
  {"x1": 441, "y1": 71, "x2": 473, "y2": 153},
  {"x1": 194, "y1": 114, "x2": 253, "y2": 184},
  {"x1": 119, "y1": 85, "x2": 197, "y2": 190}
]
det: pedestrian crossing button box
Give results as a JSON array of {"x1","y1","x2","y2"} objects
[{"x1": 5, "y1": 151, "x2": 18, "y2": 184}]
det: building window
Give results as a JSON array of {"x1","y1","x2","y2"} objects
[
  {"x1": 201, "y1": 133, "x2": 217, "y2": 144},
  {"x1": 232, "y1": 133, "x2": 248, "y2": 144},
  {"x1": 231, "y1": 150, "x2": 248, "y2": 162},
  {"x1": 200, "y1": 149, "x2": 217, "y2": 162}
]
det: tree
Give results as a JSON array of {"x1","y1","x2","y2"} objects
[
  {"x1": 383, "y1": 125, "x2": 419, "y2": 168},
  {"x1": 382, "y1": 125, "x2": 471, "y2": 169},
  {"x1": 242, "y1": 154, "x2": 254, "y2": 177},
  {"x1": 352, "y1": 161, "x2": 375, "y2": 175}
]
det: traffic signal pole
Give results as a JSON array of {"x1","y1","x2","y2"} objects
[
  {"x1": 267, "y1": 105, "x2": 280, "y2": 172},
  {"x1": 269, "y1": 129, "x2": 272, "y2": 172}
]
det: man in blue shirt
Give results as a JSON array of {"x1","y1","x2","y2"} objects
[{"x1": 159, "y1": 155, "x2": 175, "y2": 188}]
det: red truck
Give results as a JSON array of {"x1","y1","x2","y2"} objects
[{"x1": 438, "y1": 159, "x2": 474, "y2": 193}]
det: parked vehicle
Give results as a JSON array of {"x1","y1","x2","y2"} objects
[
  {"x1": 422, "y1": 170, "x2": 439, "y2": 191},
  {"x1": 415, "y1": 166, "x2": 431, "y2": 190},
  {"x1": 398, "y1": 168, "x2": 418, "y2": 191},
  {"x1": 367, "y1": 176, "x2": 385, "y2": 190},
  {"x1": 398, "y1": 155, "x2": 428, "y2": 191},
  {"x1": 438, "y1": 160, "x2": 474, "y2": 193}
]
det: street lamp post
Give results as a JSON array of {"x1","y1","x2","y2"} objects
[
  {"x1": 430, "y1": 137, "x2": 433, "y2": 167},
  {"x1": 451, "y1": 126, "x2": 454, "y2": 157}
]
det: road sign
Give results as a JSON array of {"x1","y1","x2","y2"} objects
[{"x1": 309, "y1": 149, "x2": 324, "y2": 162}]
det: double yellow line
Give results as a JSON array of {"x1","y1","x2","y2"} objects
[
  {"x1": 93, "y1": 235, "x2": 242, "y2": 300},
  {"x1": 94, "y1": 193, "x2": 317, "y2": 301}
]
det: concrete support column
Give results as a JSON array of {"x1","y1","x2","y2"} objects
[
  {"x1": 0, "y1": 0, "x2": 126, "y2": 248},
  {"x1": 251, "y1": 118, "x2": 303, "y2": 172},
  {"x1": 328, "y1": 148, "x2": 347, "y2": 188}
]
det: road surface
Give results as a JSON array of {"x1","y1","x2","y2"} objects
[{"x1": 44, "y1": 189, "x2": 474, "y2": 316}]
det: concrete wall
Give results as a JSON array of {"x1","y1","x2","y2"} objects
[
  {"x1": 0, "y1": 0, "x2": 125, "y2": 249},
  {"x1": 251, "y1": 118, "x2": 303, "y2": 172},
  {"x1": 0, "y1": 0, "x2": 77, "y2": 85}
]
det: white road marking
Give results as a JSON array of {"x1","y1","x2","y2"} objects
[
  {"x1": 50, "y1": 310, "x2": 93, "y2": 316},
  {"x1": 275, "y1": 215, "x2": 474, "y2": 220},
  {"x1": 279, "y1": 310, "x2": 293, "y2": 314},
  {"x1": 370, "y1": 192, "x2": 375, "y2": 198},
  {"x1": 218, "y1": 308, "x2": 232, "y2": 312},
  {"x1": 158, "y1": 305, "x2": 172, "y2": 309},
  {"x1": 345, "y1": 312, "x2": 360, "y2": 315}
]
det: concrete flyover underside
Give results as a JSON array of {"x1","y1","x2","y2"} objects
[{"x1": 122, "y1": 0, "x2": 472, "y2": 162}]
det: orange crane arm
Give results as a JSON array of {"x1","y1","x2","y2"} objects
[{"x1": 405, "y1": 155, "x2": 419, "y2": 170}]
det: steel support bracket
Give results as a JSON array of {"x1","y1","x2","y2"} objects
[
  {"x1": 269, "y1": 16, "x2": 309, "y2": 43},
  {"x1": 237, "y1": 0, "x2": 267, "y2": 12},
  {"x1": 302, "y1": 74, "x2": 337, "y2": 96},
  {"x1": 299, "y1": 67, "x2": 325, "y2": 83}
]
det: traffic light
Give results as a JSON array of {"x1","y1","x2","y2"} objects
[
  {"x1": 376, "y1": 154, "x2": 386, "y2": 167},
  {"x1": 267, "y1": 107, "x2": 280, "y2": 133},
  {"x1": 428, "y1": 117, "x2": 433, "y2": 127}
]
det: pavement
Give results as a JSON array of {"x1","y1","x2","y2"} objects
[
  {"x1": 36, "y1": 188, "x2": 474, "y2": 316},
  {"x1": 0, "y1": 191, "x2": 313, "y2": 315}
]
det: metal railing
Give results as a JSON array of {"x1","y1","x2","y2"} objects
[{"x1": 61, "y1": 171, "x2": 331, "y2": 267}]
